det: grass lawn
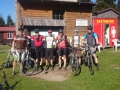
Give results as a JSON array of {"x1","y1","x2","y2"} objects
[
  {"x1": 0, "y1": 48, "x2": 120, "y2": 90},
  {"x1": 0, "y1": 45, "x2": 11, "y2": 50}
]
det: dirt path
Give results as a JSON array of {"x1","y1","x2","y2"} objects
[{"x1": 29, "y1": 66, "x2": 71, "y2": 82}]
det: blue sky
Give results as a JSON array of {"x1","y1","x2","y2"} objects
[
  {"x1": 0, "y1": 0, "x2": 15, "y2": 24},
  {"x1": 0, "y1": 0, "x2": 96, "y2": 24}
]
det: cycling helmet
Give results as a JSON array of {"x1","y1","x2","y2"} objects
[
  {"x1": 59, "y1": 29, "x2": 63, "y2": 33},
  {"x1": 48, "y1": 29, "x2": 52, "y2": 33},
  {"x1": 18, "y1": 28, "x2": 24, "y2": 31},
  {"x1": 74, "y1": 29, "x2": 78, "y2": 32},
  {"x1": 35, "y1": 29, "x2": 39, "y2": 33},
  {"x1": 87, "y1": 25, "x2": 93, "y2": 30}
]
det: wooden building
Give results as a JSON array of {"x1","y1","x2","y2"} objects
[
  {"x1": 15, "y1": 0, "x2": 95, "y2": 37},
  {"x1": 92, "y1": 8, "x2": 120, "y2": 47},
  {"x1": 0, "y1": 27, "x2": 16, "y2": 45}
]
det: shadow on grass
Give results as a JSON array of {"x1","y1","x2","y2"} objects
[{"x1": 11, "y1": 80, "x2": 21, "y2": 89}]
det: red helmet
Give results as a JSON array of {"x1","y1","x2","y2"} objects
[{"x1": 48, "y1": 29, "x2": 52, "y2": 33}]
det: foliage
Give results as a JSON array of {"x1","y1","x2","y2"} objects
[
  {"x1": 7, "y1": 15, "x2": 15, "y2": 26},
  {"x1": 0, "y1": 14, "x2": 5, "y2": 26},
  {"x1": 93, "y1": 0, "x2": 117, "y2": 12},
  {"x1": 116, "y1": 0, "x2": 120, "y2": 12}
]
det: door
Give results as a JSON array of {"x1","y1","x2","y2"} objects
[{"x1": 104, "y1": 24, "x2": 110, "y2": 46}]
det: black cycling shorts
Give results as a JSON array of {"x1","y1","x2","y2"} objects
[
  {"x1": 35, "y1": 46, "x2": 43, "y2": 59},
  {"x1": 58, "y1": 48, "x2": 66, "y2": 56},
  {"x1": 45, "y1": 48, "x2": 53, "y2": 59}
]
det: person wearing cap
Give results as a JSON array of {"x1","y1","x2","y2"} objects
[
  {"x1": 28, "y1": 29, "x2": 44, "y2": 71},
  {"x1": 56, "y1": 29, "x2": 67, "y2": 70},
  {"x1": 71, "y1": 29, "x2": 81, "y2": 67},
  {"x1": 84, "y1": 25, "x2": 99, "y2": 71},
  {"x1": 11, "y1": 28, "x2": 28, "y2": 75},
  {"x1": 44, "y1": 29, "x2": 56, "y2": 71}
]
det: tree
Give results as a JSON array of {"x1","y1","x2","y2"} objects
[
  {"x1": 116, "y1": 0, "x2": 120, "y2": 12},
  {"x1": 7, "y1": 15, "x2": 15, "y2": 26},
  {"x1": 93, "y1": 0, "x2": 117, "y2": 12},
  {"x1": 0, "y1": 14, "x2": 5, "y2": 26}
]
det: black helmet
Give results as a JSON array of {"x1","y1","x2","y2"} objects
[
  {"x1": 87, "y1": 25, "x2": 93, "y2": 30},
  {"x1": 35, "y1": 29, "x2": 39, "y2": 33},
  {"x1": 18, "y1": 28, "x2": 24, "y2": 31},
  {"x1": 59, "y1": 29, "x2": 63, "y2": 33}
]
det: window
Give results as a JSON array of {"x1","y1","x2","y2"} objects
[
  {"x1": 52, "y1": 10, "x2": 65, "y2": 20},
  {"x1": 7, "y1": 33, "x2": 12, "y2": 39}
]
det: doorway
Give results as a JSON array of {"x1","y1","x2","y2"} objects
[{"x1": 104, "y1": 24, "x2": 110, "y2": 46}]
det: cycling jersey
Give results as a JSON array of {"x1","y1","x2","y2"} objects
[
  {"x1": 56, "y1": 35, "x2": 67, "y2": 48},
  {"x1": 72, "y1": 36, "x2": 80, "y2": 47},
  {"x1": 14, "y1": 35, "x2": 27, "y2": 50},
  {"x1": 45, "y1": 36, "x2": 55, "y2": 48},
  {"x1": 30, "y1": 35, "x2": 44, "y2": 47}
]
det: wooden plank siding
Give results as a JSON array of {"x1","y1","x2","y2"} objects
[
  {"x1": 17, "y1": 1, "x2": 94, "y2": 36},
  {"x1": 65, "y1": 12, "x2": 91, "y2": 36}
]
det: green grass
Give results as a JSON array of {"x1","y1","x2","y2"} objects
[
  {"x1": 0, "y1": 48, "x2": 120, "y2": 90},
  {"x1": 0, "y1": 45, "x2": 11, "y2": 50}
]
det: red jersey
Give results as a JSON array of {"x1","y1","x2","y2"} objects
[
  {"x1": 31, "y1": 35, "x2": 44, "y2": 47},
  {"x1": 56, "y1": 35, "x2": 66, "y2": 48}
]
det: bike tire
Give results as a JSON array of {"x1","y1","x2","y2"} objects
[
  {"x1": 0, "y1": 64, "x2": 5, "y2": 70},
  {"x1": 88, "y1": 54, "x2": 94, "y2": 75},
  {"x1": 6, "y1": 51, "x2": 14, "y2": 62},
  {"x1": 71, "y1": 57, "x2": 79, "y2": 76},
  {"x1": 21, "y1": 57, "x2": 36, "y2": 76}
]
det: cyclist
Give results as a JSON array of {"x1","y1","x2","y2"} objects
[
  {"x1": 11, "y1": 28, "x2": 28, "y2": 75},
  {"x1": 71, "y1": 29, "x2": 81, "y2": 67},
  {"x1": 84, "y1": 25, "x2": 99, "y2": 71},
  {"x1": 44, "y1": 29, "x2": 56, "y2": 71},
  {"x1": 28, "y1": 29, "x2": 44, "y2": 71},
  {"x1": 56, "y1": 29, "x2": 67, "y2": 70}
]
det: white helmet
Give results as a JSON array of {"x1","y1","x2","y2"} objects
[{"x1": 74, "y1": 29, "x2": 78, "y2": 32}]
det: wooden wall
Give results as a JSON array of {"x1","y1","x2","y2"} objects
[
  {"x1": 65, "y1": 12, "x2": 91, "y2": 36},
  {"x1": 17, "y1": 1, "x2": 93, "y2": 36}
]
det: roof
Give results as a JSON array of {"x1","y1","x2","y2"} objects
[
  {"x1": 0, "y1": 27, "x2": 16, "y2": 32},
  {"x1": 93, "y1": 8, "x2": 120, "y2": 16},
  {"x1": 18, "y1": 0, "x2": 96, "y2": 6},
  {"x1": 22, "y1": 17, "x2": 66, "y2": 26}
]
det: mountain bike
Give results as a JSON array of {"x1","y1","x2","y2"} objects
[
  {"x1": 21, "y1": 48, "x2": 37, "y2": 76},
  {"x1": 0, "y1": 71, "x2": 12, "y2": 90},
  {"x1": 0, "y1": 50, "x2": 13, "y2": 70},
  {"x1": 7, "y1": 48, "x2": 36, "y2": 76},
  {"x1": 82, "y1": 45, "x2": 95, "y2": 75},
  {"x1": 69, "y1": 47, "x2": 81, "y2": 76}
]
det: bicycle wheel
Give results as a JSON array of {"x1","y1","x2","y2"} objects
[
  {"x1": 0, "y1": 63, "x2": 5, "y2": 70},
  {"x1": 21, "y1": 57, "x2": 36, "y2": 76},
  {"x1": 88, "y1": 54, "x2": 94, "y2": 75},
  {"x1": 6, "y1": 51, "x2": 14, "y2": 62},
  {"x1": 69, "y1": 56, "x2": 73, "y2": 69},
  {"x1": 71, "y1": 57, "x2": 79, "y2": 76}
]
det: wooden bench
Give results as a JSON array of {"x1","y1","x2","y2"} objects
[{"x1": 112, "y1": 39, "x2": 120, "y2": 51}]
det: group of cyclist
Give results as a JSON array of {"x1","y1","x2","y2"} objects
[{"x1": 11, "y1": 25, "x2": 99, "y2": 75}]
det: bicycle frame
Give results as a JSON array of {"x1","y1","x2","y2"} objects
[{"x1": 0, "y1": 71, "x2": 12, "y2": 90}]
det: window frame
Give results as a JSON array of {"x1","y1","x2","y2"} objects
[
  {"x1": 7, "y1": 33, "x2": 12, "y2": 39},
  {"x1": 52, "y1": 10, "x2": 65, "y2": 20}
]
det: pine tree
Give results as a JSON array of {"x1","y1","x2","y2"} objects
[
  {"x1": 116, "y1": 0, "x2": 120, "y2": 12},
  {"x1": 0, "y1": 14, "x2": 5, "y2": 26},
  {"x1": 93, "y1": 0, "x2": 117, "y2": 12},
  {"x1": 7, "y1": 15, "x2": 15, "y2": 26}
]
